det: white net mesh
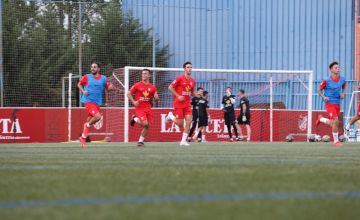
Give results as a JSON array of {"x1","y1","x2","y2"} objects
[{"x1": 104, "y1": 67, "x2": 312, "y2": 142}]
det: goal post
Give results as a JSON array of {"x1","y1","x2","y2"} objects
[{"x1": 110, "y1": 67, "x2": 313, "y2": 143}]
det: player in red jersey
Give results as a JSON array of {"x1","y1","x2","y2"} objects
[
  {"x1": 316, "y1": 61, "x2": 346, "y2": 147},
  {"x1": 127, "y1": 69, "x2": 159, "y2": 147},
  {"x1": 78, "y1": 62, "x2": 114, "y2": 148},
  {"x1": 344, "y1": 82, "x2": 360, "y2": 138},
  {"x1": 165, "y1": 61, "x2": 196, "y2": 146}
]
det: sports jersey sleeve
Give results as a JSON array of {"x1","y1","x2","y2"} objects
[
  {"x1": 79, "y1": 75, "x2": 88, "y2": 86},
  {"x1": 319, "y1": 80, "x2": 326, "y2": 90},
  {"x1": 170, "y1": 76, "x2": 181, "y2": 88},
  {"x1": 129, "y1": 83, "x2": 138, "y2": 94},
  {"x1": 105, "y1": 80, "x2": 110, "y2": 89}
]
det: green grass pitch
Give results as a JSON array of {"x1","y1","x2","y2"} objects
[{"x1": 1, "y1": 141, "x2": 360, "y2": 220}]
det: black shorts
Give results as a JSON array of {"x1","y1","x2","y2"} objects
[
  {"x1": 237, "y1": 113, "x2": 251, "y2": 125},
  {"x1": 224, "y1": 112, "x2": 236, "y2": 125},
  {"x1": 198, "y1": 117, "x2": 208, "y2": 127}
]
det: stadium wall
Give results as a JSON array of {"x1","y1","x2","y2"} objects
[
  {"x1": 0, "y1": 108, "x2": 337, "y2": 143},
  {"x1": 122, "y1": 0, "x2": 355, "y2": 81}
]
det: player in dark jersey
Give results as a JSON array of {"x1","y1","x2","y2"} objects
[
  {"x1": 188, "y1": 87, "x2": 203, "y2": 142},
  {"x1": 221, "y1": 87, "x2": 242, "y2": 142},
  {"x1": 193, "y1": 91, "x2": 209, "y2": 142},
  {"x1": 237, "y1": 89, "x2": 251, "y2": 142}
]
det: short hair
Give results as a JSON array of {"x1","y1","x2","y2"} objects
[
  {"x1": 226, "y1": 86, "x2": 232, "y2": 90},
  {"x1": 203, "y1": 91, "x2": 209, "y2": 96},
  {"x1": 329, "y1": 61, "x2": 339, "y2": 69},
  {"x1": 183, "y1": 61, "x2": 192, "y2": 68},
  {"x1": 197, "y1": 87, "x2": 203, "y2": 91},
  {"x1": 91, "y1": 62, "x2": 102, "y2": 68},
  {"x1": 142, "y1": 69, "x2": 151, "y2": 74},
  {"x1": 239, "y1": 89, "x2": 245, "y2": 94}
]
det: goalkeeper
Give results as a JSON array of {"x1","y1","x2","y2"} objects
[
  {"x1": 237, "y1": 89, "x2": 251, "y2": 142},
  {"x1": 221, "y1": 87, "x2": 242, "y2": 142}
]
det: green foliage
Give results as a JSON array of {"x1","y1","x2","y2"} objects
[{"x1": 3, "y1": 0, "x2": 169, "y2": 106}]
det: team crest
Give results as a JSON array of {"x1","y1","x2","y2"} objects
[
  {"x1": 143, "y1": 90, "x2": 149, "y2": 97},
  {"x1": 298, "y1": 114, "x2": 307, "y2": 131},
  {"x1": 185, "y1": 85, "x2": 191, "y2": 92}
]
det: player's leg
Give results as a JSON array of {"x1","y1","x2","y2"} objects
[
  {"x1": 345, "y1": 103, "x2": 360, "y2": 131},
  {"x1": 166, "y1": 108, "x2": 184, "y2": 127},
  {"x1": 236, "y1": 115, "x2": 244, "y2": 141},
  {"x1": 245, "y1": 114, "x2": 251, "y2": 142},
  {"x1": 331, "y1": 105, "x2": 343, "y2": 147},
  {"x1": 224, "y1": 113, "x2": 233, "y2": 141},
  {"x1": 80, "y1": 103, "x2": 100, "y2": 148},
  {"x1": 188, "y1": 114, "x2": 198, "y2": 141},
  {"x1": 180, "y1": 107, "x2": 192, "y2": 145},
  {"x1": 246, "y1": 125, "x2": 251, "y2": 142}
]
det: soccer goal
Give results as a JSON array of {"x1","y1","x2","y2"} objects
[{"x1": 107, "y1": 67, "x2": 313, "y2": 143}]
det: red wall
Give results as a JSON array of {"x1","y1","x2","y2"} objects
[{"x1": 0, "y1": 108, "x2": 336, "y2": 143}]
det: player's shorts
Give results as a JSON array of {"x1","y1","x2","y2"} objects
[
  {"x1": 174, "y1": 106, "x2": 192, "y2": 120},
  {"x1": 198, "y1": 116, "x2": 208, "y2": 127},
  {"x1": 224, "y1": 112, "x2": 236, "y2": 125},
  {"x1": 325, "y1": 103, "x2": 340, "y2": 119},
  {"x1": 135, "y1": 108, "x2": 153, "y2": 123},
  {"x1": 357, "y1": 103, "x2": 360, "y2": 116},
  {"x1": 84, "y1": 102, "x2": 100, "y2": 117},
  {"x1": 237, "y1": 113, "x2": 251, "y2": 125}
]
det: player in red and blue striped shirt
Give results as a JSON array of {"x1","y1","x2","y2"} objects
[{"x1": 316, "y1": 61, "x2": 346, "y2": 147}]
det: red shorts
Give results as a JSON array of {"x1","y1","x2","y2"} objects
[
  {"x1": 325, "y1": 103, "x2": 340, "y2": 119},
  {"x1": 174, "y1": 106, "x2": 192, "y2": 120},
  {"x1": 135, "y1": 108, "x2": 152, "y2": 122},
  {"x1": 357, "y1": 103, "x2": 360, "y2": 116},
  {"x1": 84, "y1": 102, "x2": 100, "y2": 117}
]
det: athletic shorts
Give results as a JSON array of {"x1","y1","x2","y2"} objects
[
  {"x1": 84, "y1": 102, "x2": 100, "y2": 117},
  {"x1": 237, "y1": 113, "x2": 251, "y2": 125},
  {"x1": 325, "y1": 103, "x2": 340, "y2": 119},
  {"x1": 198, "y1": 116, "x2": 208, "y2": 127},
  {"x1": 174, "y1": 106, "x2": 192, "y2": 120},
  {"x1": 135, "y1": 108, "x2": 152, "y2": 123},
  {"x1": 224, "y1": 112, "x2": 236, "y2": 125}
]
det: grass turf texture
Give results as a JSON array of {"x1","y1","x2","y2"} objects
[{"x1": 0, "y1": 142, "x2": 360, "y2": 220}]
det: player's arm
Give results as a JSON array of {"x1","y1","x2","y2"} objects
[
  {"x1": 317, "y1": 80, "x2": 328, "y2": 102},
  {"x1": 340, "y1": 82, "x2": 346, "y2": 99},
  {"x1": 153, "y1": 91, "x2": 160, "y2": 102},
  {"x1": 106, "y1": 82, "x2": 115, "y2": 91},
  {"x1": 168, "y1": 84, "x2": 184, "y2": 101},
  {"x1": 77, "y1": 75, "x2": 88, "y2": 96},
  {"x1": 127, "y1": 85, "x2": 139, "y2": 106}
]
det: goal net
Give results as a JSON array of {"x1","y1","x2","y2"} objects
[{"x1": 105, "y1": 67, "x2": 313, "y2": 143}]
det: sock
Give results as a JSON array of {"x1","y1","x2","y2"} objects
[
  {"x1": 138, "y1": 136, "x2": 145, "y2": 143},
  {"x1": 181, "y1": 132, "x2": 188, "y2": 143},
  {"x1": 320, "y1": 117, "x2": 330, "y2": 124},
  {"x1": 81, "y1": 134, "x2": 87, "y2": 139},
  {"x1": 86, "y1": 123, "x2": 91, "y2": 128},
  {"x1": 202, "y1": 135, "x2": 206, "y2": 141},
  {"x1": 193, "y1": 131, "x2": 199, "y2": 139},
  {"x1": 170, "y1": 114, "x2": 175, "y2": 121},
  {"x1": 345, "y1": 123, "x2": 350, "y2": 130},
  {"x1": 333, "y1": 132, "x2": 339, "y2": 143},
  {"x1": 134, "y1": 117, "x2": 140, "y2": 123}
]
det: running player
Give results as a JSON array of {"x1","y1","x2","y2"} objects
[
  {"x1": 78, "y1": 62, "x2": 114, "y2": 148},
  {"x1": 128, "y1": 69, "x2": 159, "y2": 147},
  {"x1": 165, "y1": 61, "x2": 196, "y2": 146},
  {"x1": 316, "y1": 61, "x2": 346, "y2": 147}
]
